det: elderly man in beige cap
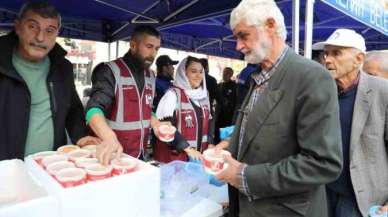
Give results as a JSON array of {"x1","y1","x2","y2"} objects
[{"x1": 315, "y1": 28, "x2": 388, "y2": 217}]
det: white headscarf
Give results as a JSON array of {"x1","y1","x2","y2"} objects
[
  {"x1": 174, "y1": 57, "x2": 209, "y2": 103},
  {"x1": 156, "y1": 57, "x2": 211, "y2": 119}
]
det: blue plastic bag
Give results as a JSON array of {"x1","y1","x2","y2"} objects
[
  {"x1": 220, "y1": 125, "x2": 235, "y2": 140},
  {"x1": 369, "y1": 206, "x2": 388, "y2": 217},
  {"x1": 188, "y1": 157, "x2": 225, "y2": 187}
]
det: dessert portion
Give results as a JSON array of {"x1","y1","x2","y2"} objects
[
  {"x1": 158, "y1": 125, "x2": 176, "y2": 142},
  {"x1": 202, "y1": 149, "x2": 231, "y2": 175}
]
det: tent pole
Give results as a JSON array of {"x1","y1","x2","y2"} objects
[
  {"x1": 108, "y1": 42, "x2": 111, "y2": 61},
  {"x1": 116, "y1": 41, "x2": 119, "y2": 59},
  {"x1": 95, "y1": 0, "x2": 158, "y2": 23},
  {"x1": 163, "y1": 0, "x2": 200, "y2": 22},
  {"x1": 304, "y1": 0, "x2": 315, "y2": 59},
  {"x1": 292, "y1": 0, "x2": 300, "y2": 54}
]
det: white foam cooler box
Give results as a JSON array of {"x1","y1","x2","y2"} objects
[
  {"x1": 0, "y1": 195, "x2": 59, "y2": 217},
  {"x1": 24, "y1": 155, "x2": 160, "y2": 217},
  {"x1": 0, "y1": 159, "x2": 60, "y2": 217}
]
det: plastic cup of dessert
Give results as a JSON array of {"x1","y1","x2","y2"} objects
[
  {"x1": 85, "y1": 163, "x2": 112, "y2": 181},
  {"x1": 57, "y1": 144, "x2": 80, "y2": 154},
  {"x1": 42, "y1": 154, "x2": 68, "y2": 169},
  {"x1": 111, "y1": 158, "x2": 138, "y2": 176},
  {"x1": 75, "y1": 157, "x2": 99, "y2": 168},
  {"x1": 68, "y1": 149, "x2": 91, "y2": 162},
  {"x1": 202, "y1": 149, "x2": 231, "y2": 175},
  {"x1": 32, "y1": 151, "x2": 57, "y2": 166},
  {"x1": 158, "y1": 125, "x2": 176, "y2": 142},
  {"x1": 55, "y1": 168, "x2": 87, "y2": 188},
  {"x1": 46, "y1": 161, "x2": 75, "y2": 176}
]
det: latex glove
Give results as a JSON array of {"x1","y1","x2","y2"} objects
[
  {"x1": 96, "y1": 136, "x2": 123, "y2": 165},
  {"x1": 76, "y1": 136, "x2": 102, "y2": 147}
]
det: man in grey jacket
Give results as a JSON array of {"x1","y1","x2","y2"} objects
[
  {"x1": 314, "y1": 28, "x2": 388, "y2": 217},
  {"x1": 214, "y1": 0, "x2": 343, "y2": 216}
]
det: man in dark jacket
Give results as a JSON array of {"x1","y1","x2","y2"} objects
[
  {"x1": 0, "y1": 1, "x2": 98, "y2": 160},
  {"x1": 153, "y1": 55, "x2": 178, "y2": 111},
  {"x1": 215, "y1": 67, "x2": 237, "y2": 143},
  {"x1": 200, "y1": 58, "x2": 217, "y2": 115}
]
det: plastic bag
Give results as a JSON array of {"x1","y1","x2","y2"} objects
[
  {"x1": 188, "y1": 157, "x2": 225, "y2": 187},
  {"x1": 219, "y1": 125, "x2": 235, "y2": 140},
  {"x1": 369, "y1": 205, "x2": 388, "y2": 217},
  {"x1": 160, "y1": 161, "x2": 208, "y2": 217}
]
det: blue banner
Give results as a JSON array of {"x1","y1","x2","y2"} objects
[{"x1": 321, "y1": 0, "x2": 388, "y2": 36}]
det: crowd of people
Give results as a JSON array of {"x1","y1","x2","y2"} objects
[{"x1": 0, "y1": 1, "x2": 387, "y2": 217}]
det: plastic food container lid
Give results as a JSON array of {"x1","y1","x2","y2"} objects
[
  {"x1": 55, "y1": 168, "x2": 86, "y2": 182},
  {"x1": 42, "y1": 154, "x2": 68, "y2": 168},
  {"x1": 57, "y1": 145, "x2": 80, "y2": 154},
  {"x1": 68, "y1": 149, "x2": 91, "y2": 161},
  {"x1": 46, "y1": 161, "x2": 75, "y2": 176}
]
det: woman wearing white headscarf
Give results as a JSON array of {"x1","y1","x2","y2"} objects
[{"x1": 154, "y1": 56, "x2": 214, "y2": 163}]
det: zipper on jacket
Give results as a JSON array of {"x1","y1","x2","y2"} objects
[
  {"x1": 123, "y1": 60, "x2": 144, "y2": 159},
  {"x1": 48, "y1": 81, "x2": 57, "y2": 118},
  {"x1": 47, "y1": 81, "x2": 57, "y2": 147}
]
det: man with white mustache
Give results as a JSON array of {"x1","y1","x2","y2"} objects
[
  {"x1": 213, "y1": 0, "x2": 343, "y2": 216},
  {"x1": 315, "y1": 28, "x2": 388, "y2": 217}
]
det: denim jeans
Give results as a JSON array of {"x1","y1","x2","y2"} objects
[{"x1": 327, "y1": 188, "x2": 363, "y2": 217}]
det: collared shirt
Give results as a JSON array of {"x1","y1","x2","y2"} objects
[
  {"x1": 337, "y1": 72, "x2": 360, "y2": 95},
  {"x1": 237, "y1": 46, "x2": 289, "y2": 198}
]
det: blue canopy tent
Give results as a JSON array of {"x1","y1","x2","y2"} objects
[{"x1": 0, "y1": 0, "x2": 387, "y2": 59}]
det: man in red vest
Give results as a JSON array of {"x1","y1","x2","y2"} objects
[{"x1": 86, "y1": 26, "x2": 164, "y2": 164}]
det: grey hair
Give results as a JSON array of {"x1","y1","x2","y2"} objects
[
  {"x1": 18, "y1": 1, "x2": 61, "y2": 28},
  {"x1": 230, "y1": 0, "x2": 287, "y2": 41},
  {"x1": 365, "y1": 50, "x2": 388, "y2": 73}
]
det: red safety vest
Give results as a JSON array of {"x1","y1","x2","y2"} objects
[
  {"x1": 154, "y1": 86, "x2": 210, "y2": 163},
  {"x1": 106, "y1": 58, "x2": 155, "y2": 158}
]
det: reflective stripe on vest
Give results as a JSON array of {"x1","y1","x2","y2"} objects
[
  {"x1": 107, "y1": 120, "x2": 151, "y2": 130},
  {"x1": 106, "y1": 58, "x2": 155, "y2": 158}
]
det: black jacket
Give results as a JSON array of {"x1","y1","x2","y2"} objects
[
  {"x1": 87, "y1": 54, "x2": 203, "y2": 151},
  {"x1": 0, "y1": 32, "x2": 88, "y2": 160},
  {"x1": 215, "y1": 80, "x2": 237, "y2": 127},
  {"x1": 205, "y1": 73, "x2": 217, "y2": 115},
  {"x1": 86, "y1": 52, "x2": 145, "y2": 116}
]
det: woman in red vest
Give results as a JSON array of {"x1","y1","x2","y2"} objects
[{"x1": 154, "y1": 56, "x2": 214, "y2": 163}]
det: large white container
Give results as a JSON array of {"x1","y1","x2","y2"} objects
[
  {"x1": 0, "y1": 159, "x2": 59, "y2": 217},
  {"x1": 25, "y1": 155, "x2": 160, "y2": 217},
  {"x1": 0, "y1": 156, "x2": 160, "y2": 217},
  {"x1": 0, "y1": 195, "x2": 59, "y2": 217}
]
